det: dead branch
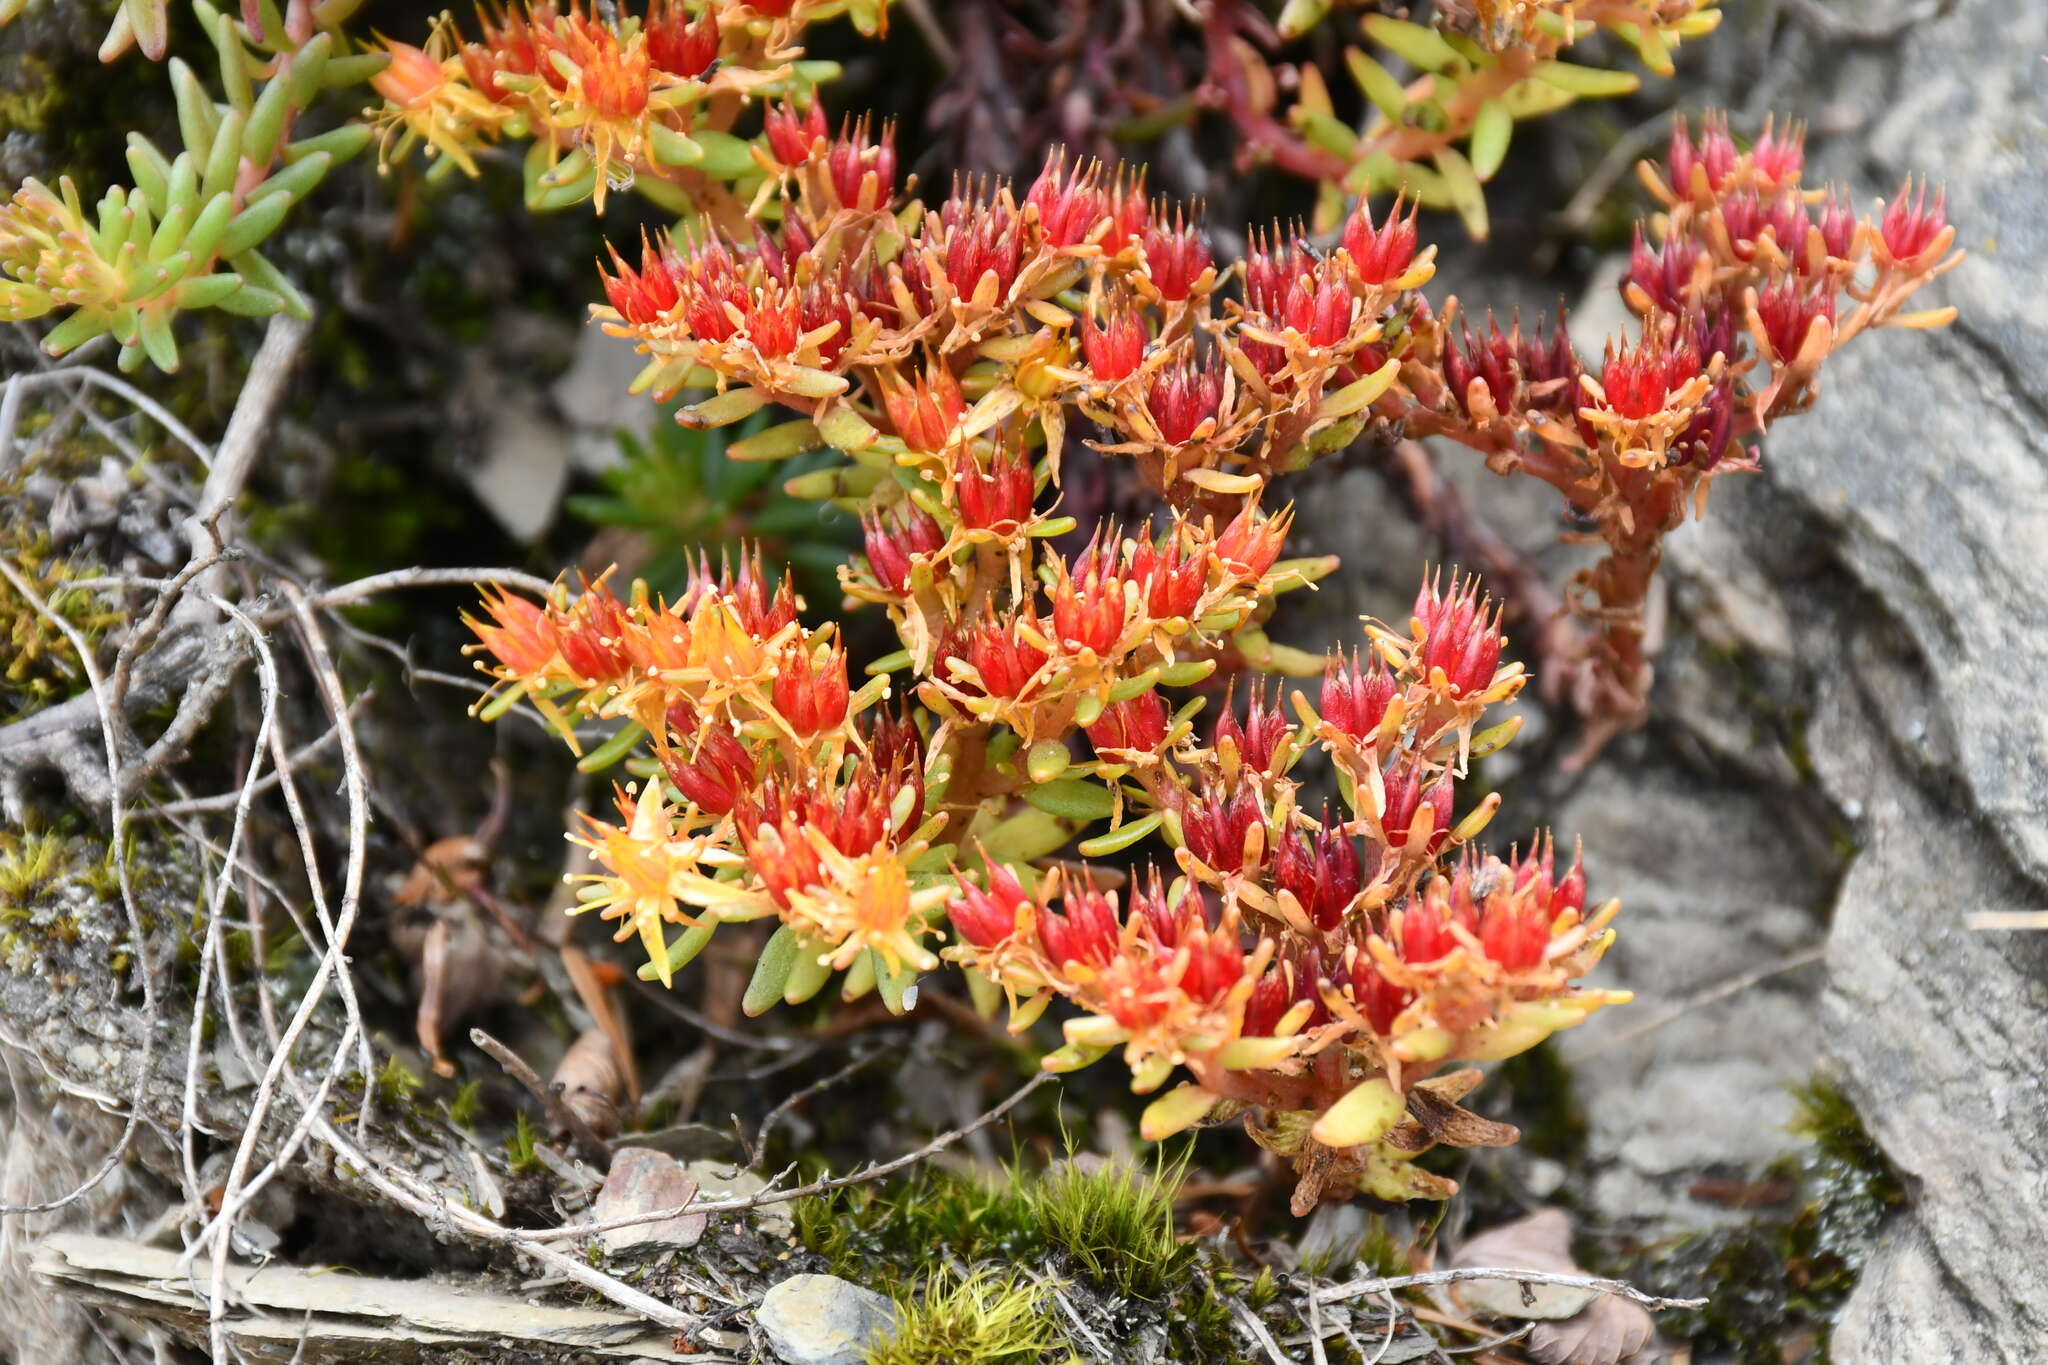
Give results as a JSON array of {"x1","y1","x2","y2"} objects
[
  {"x1": 471, "y1": 1029, "x2": 614, "y2": 1164},
  {"x1": 1313, "y1": 1265, "x2": 1706, "y2": 1313}
]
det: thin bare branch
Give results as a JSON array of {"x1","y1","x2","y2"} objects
[{"x1": 1313, "y1": 1266, "x2": 1705, "y2": 1313}]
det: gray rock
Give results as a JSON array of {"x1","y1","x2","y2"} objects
[
  {"x1": 1699, "y1": 0, "x2": 2048, "y2": 1355},
  {"x1": 467, "y1": 394, "x2": 570, "y2": 544},
  {"x1": 591, "y1": 1148, "x2": 705, "y2": 1254},
  {"x1": 755, "y1": 1274, "x2": 898, "y2": 1365},
  {"x1": 553, "y1": 326, "x2": 661, "y2": 474}
]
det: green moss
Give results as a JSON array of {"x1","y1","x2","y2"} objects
[
  {"x1": 0, "y1": 532, "x2": 124, "y2": 723},
  {"x1": 796, "y1": 1150, "x2": 1194, "y2": 1302},
  {"x1": 505, "y1": 1111, "x2": 542, "y2": 1173},
  {"x1": 446, "y1": 1079, "x2": 485, "y2": 1129},
  {"x1": 0, "y1": 827, "x2": 71, "y2": 904},
  {"x1": 1027, "y1": 1152, "x2": 1193, "y2": 1301},
  {"x1": 1645, "y1": 1077, "x2": 1904, "y2": 1361},
  {"x1": 375, "y1": 1056, "x2": 425, "y2": 1109},
  {"x1": 796, "y1": 1164, "x2": 1043, "y2": 1294},
  {"x1": 867, "y1": 1268, "x2": 1060, "y2": 1365}
]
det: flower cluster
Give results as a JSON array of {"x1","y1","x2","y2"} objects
[
  {"x1": 461, "y1": 33, "x2": 1960, "y2": 1209},
  {"x1": 1390, "y1": 114, "x2": 1961, "y2": 756},
  {"x1": 468, "y1": 554, "x2": 956, "y2": 991},
  {"x1": 936, "y1": 573, "x2": 1623, "y2": 1210},
  {"x1": 586, "y1": 121, "x2": 1956, "y2": 761},
  {"x1": 368, "y1": 0, "x2": 887, "y2": 216}
]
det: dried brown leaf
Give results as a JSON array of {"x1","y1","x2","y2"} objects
[
  {"x1": 1528, "y1": 1294, "x2": 1656, "y2": 1365},
  {"x1": 552, "y1": 1026, "x2": 625, "y2": 1140},
  {"x1": 1449, "y1": 1209, "x2": 1660, "y2": 1363}
]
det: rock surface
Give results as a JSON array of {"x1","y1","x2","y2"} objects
[
  {"x1": 592, "y1": 1149, "x2": 705, "y2": 1254},
  {"x1": 1723, "y1": 0, "x2": 2048, "y2": 1356},
  {"x1": 756, "y1": 1274, "x2": 898, "y2": 1365}
]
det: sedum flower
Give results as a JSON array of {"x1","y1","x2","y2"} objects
[{"x1": 568, "y1": 786, "x2": 735, "y2": 984}]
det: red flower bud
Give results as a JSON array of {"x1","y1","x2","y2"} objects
[
  {"x1": 962, "y1": 615, "x2": 1050, "y2": 700},
  {"x1": 662, "y1": 722, "x2": 755, "y2": 816},
  {"x1": 1243, "y1": 948, "x2": 1331, "y2": 1036},
  {"x1": 1179, "y1": 923, "x2": 1246, "y2": 1006},
  {"x1": 948, "y1": 862, "x2": 1030, "y2": 949},
  {"x1": 1125, "y1": 530, "x2": 1206, "y2": 620},
  {"x1": 1413, "y1": 571, "x2": 1505, "y2": 696},
  {"x1": 1276, "y1": 816, "x2": 1362, "y2": 931},
  {"x1": 827, "y1": 115, "x2": 897, "y2": 210},
  {"x1": 646, "y1": 0, "x2": 719, "y2": 78},
  {"x1": 1216, "y1": 680, "x2": 1289, "y2": 775},
  {"x1": 1051, "y1": 562, "x2": 1128, "y2": 656},
  {"x1": 1627, "y1": 228, "x2": 1695, "y2": 315},
  {"x1": 765, "y1": 99, "x2": 829, "y2": 166},
  {"x1": 1397, "y1": 890, "x2": 1462, "y2": 965},
  {"x1": 879, "y1": 361, "x2": 966, "y2": 453},
  {"x1": 1026, "y1": 151, "x2": 1109, "y2": 248},
  {"x1": 1756, "y1": 277, "x2": 1837, "y2": 364},
  {"x1": 773, "y1": 639, "x2": 850, "y2": 737},
  {"x1": 861, "y1": 501, "x2": 946, "y2": 595},
  {"x1": 1087, "y1": 692, "x2": 1169, "y2": 757},
  {"x1": 1751, "y1": 116, "x2": 1805, "y2": 188},
  {"x1": 1244, "y1": 226, "x2": 1309, "y2": 319},
  {"x1": 941, "y1": 195, "x2": 1024, "y2": 299},
  {"x1": 1082, "y1": 306, "x2": 1148, "y2": 381},
  {"x1": 957, "y1": 441, "x2": 1035, "y2": 533},
  {"x1": 1182, "y1": 779, "x2": 1265, "y2": 873},
  {"x1": 600, "y1": 236, "x2": 682, "y2": 327},
  {"x1": 1145, "y1": 356, "x2": 1223, "y2": 445},
  {"x1": 1321, "y1": 648, "x2": 1396, "y2": 742},
  {"x1": 556, "y1": 579, "x2": 634, "y2": 687},
  {"x1": 1038, "y1": 881, "x2": 1120, "y2": 967},
  {"x1": 1340, "y1": 194, "x2": 1419, "y2": 285},
  {"x1": 1140, "y1": 209, "x2": 1212, "y2": 301},
  {"x1": 1667, "y1": 111, "x2": 1736, "y2": 193},
  {"x1": 1382, "y1": 766, "x2": 1453, "y2": 852},
  {"x1": 1815, "y1": 189, "x2": 1856, "y2": 264},
  {"x1": 1597, "y1": 326, "x2": 1702, "y2": 420},
  {"x1": 1214, "y1": 503, "x2": 1289, "y2": 581},
  {"x1": 1880, "y1": 178, "x2": 1948, "y2": 263}
]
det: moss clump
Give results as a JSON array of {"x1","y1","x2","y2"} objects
[
  {"x1": 0, "y1": 827, "x2": 72, "y2": 905},
  {"x1": 1648, "y1": 1077, "x2": 1904, "y2": 1361},
  {"x1": 868, "y1": 1268, "x2": 1059, "y2": 1365},
  {"x1": 796, "y1": 1165, "x2": 1043, "y2": 1294},
  {"x1": 0, "y1": 533, "x2": 124, "y2": 723},
  {"x1": 796, "y1": 1149, "x2": 1196, "y2": 1300},
  {"x1": 1028, "y1": 1152, "x2": 1193, "y2": 1301}
]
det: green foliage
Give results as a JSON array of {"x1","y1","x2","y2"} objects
[
  {"x1": 0, "y1": 0, "x2": 382, "y2": 373},
  {"x1": 374, "y1": 1055, "x2": 423, "y2": 1108},
  {"x1": 867, "y1": 1268, "x2": 1059, "y2": 1365},
  {"x1": 445, "y1": 1079, "x2": 484, "y2": 1129},
  {"x1": 567, "y1": 407, "x2": 854, "y2": 614},
  {"x1": 1026, "y1": 1151, "x2": 1192, "y2": 1301}
]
